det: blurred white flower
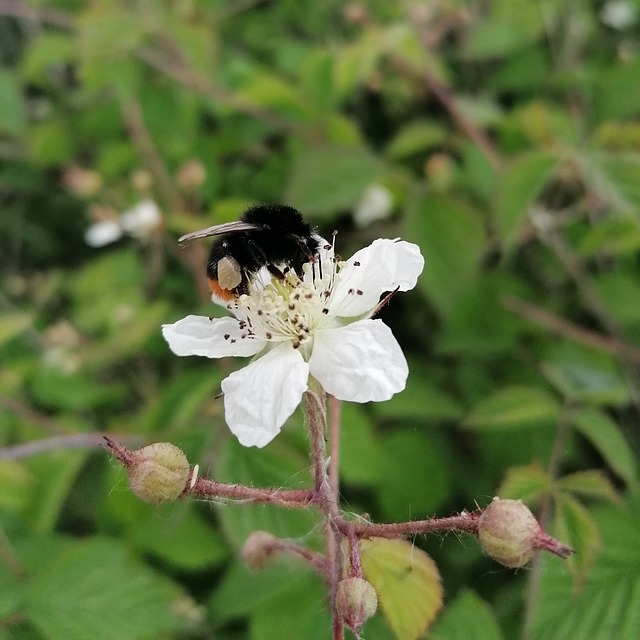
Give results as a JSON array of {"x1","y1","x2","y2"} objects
[
  {"x1": 600, "y1": 0, "x2": 637, "y2": 29},
  {"x1": 163, "y1": 237, "x2": 424, "y2": 447},
  {"x1": 353, "y1": 184, "x2": 393, "y2": 228},
  {"x1": 84, "y1": 199, "x2": 162, "y2": 247}
]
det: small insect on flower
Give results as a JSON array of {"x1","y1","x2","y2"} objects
[{"x1": 179, "y1": 204, "x2": 321, "y2": 302}]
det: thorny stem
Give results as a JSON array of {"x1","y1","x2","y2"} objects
[
  {"x1": 305, "y1": 389, "x2": 345, "y2": 640},
  {"x1": 104, "y1": 396, "x2": 575, "y2": 640}
]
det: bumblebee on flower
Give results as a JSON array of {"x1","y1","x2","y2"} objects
[{"x1": 163, "y1": 205, "x2": 424, "y2": 448}]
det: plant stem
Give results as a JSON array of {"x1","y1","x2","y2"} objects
[{"x1": 305, "y1": 390, "x2": 344, "y2": 640}]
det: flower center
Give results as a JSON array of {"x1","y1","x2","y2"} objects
[{"x1": 229, "y1": 251, "x2": 341, "y2": 353}]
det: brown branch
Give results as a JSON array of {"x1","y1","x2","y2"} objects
[
  {"x1": 0, "y1": 1, "x2": 74, "y2": 29},
  {"x1": 502, "y1": 294, "x2": 640, "y2": 364},
  {"x1": 120, "y1": 99, "x2": 184, "y2": 214},
  {"x1": 424, "y1": 69, "x2": 502, "y2": 171},
  {"x1": 0, "y1": 433, "x2": 139, "y2": 460},
  {"x1": 186, "y1": 477, "x2": 315, "y2": 508}
]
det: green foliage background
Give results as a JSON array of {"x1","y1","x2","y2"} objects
[{"x1": 1, "y1": 1, "x2": 640, "y2": 638}]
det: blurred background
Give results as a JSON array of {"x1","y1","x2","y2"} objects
[{"x1": 1, "y1": 1, "x2": 639, "y2": 639}]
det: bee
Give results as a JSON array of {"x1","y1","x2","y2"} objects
[{"x1": 179, "y1": 204, "x2": 321, "y2": 301}]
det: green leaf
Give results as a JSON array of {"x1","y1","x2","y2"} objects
[
  {"x1": 464, "y1": 0, "x2": 547, "y2": 59},
  {"x1": 26, "y1": 451, "x2": 89, "y2": 535},
  {"x1": 210, "y1": 561, "x2": 323, "y2": 624},
  {"x1": 553, "y1": 494, "x2": 600, "y2": 586},
  {"x1": 593, "y1": 58, "x2": 640, "y2": 122},
  {"x1": 497, "y1": 464, "x2": 552, "y2": 505},
  {"x1": 285, "y1": 145, "x2": 384, "y2": 217},
  {"x1": 26, "y1": 537, "x2": 194, "y2": 640},
  {"x1": 581, "y1": 151, "x2": 640, "y2": 216},
  {"x1": 431, "y1": 589, "x2": 504, "y2": 640},
  {"x1": 532, "y1": 497, "x2": 640, "y2": 640},
  {"x1": 385, "y1": 120, "x2": 447, "y2": 159},
  {"x1": 29, "y1": 366, "x2": 127, "y2": 412},
  {"x1": 0, "y1": 69, "x2": 26, "y2": 136},
  {"x1": 556, "y1": 470, "x2": 620, "y2": 504},
  {"x1": 214, "y1": 436, "x2": 319, "y2": 546},
  {"x1": 338, "y1": 404, "x2": 383, "y2": 487},
  {"x1": 251, "y1": 572, "x2": 330, "y2": 640},
  {"x1": 360, "y1": 538, "x2": 443, "y2": 640},
  {"x1": 542, "y1": 345, "x2": 630, "y2": 406},
  {"x1": 375, "y1": 429, "x2": 451, "y2": 521},
  {"x1": 0, "y1": 313, "x2": 33, "y2": 346},
  {"x1": 494, "y1": 151, "x2": 558, "y2": 250},
  {"x1": 569, "y1": 408, "x2": 637, "y2": 484},
  {"x1": 463, "y1": 385, "x2": 559, "y2": 430},
  {"x1": 373, "y1": 362, "x2": 463, "y2": 421},
  {"x1": 579, "y1": 215, "x2": 640, "y2": 257},
  {"x1": 130, "y1": 505, "x2": 229, "y2": 571},
  {"x1": 239, "y1": 71, "x2": 311, "y2": 122},
  {"x1": 406, "y1": 193, "x2": 485, "y2": 316}
]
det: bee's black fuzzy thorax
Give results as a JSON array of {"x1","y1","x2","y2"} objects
[{"x1": 206, "y1": 204, "x2": 320, "y2": 297}]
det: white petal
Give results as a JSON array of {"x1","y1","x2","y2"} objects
[
  {"x1": 353, "y1": 183, "x2": 393, "y2": 228},
  {"x1": 84, "y1": 220, "x2": 123, "y2": 247},
  {"x1": 221, "y1": 344, "x2": 309, "y2": 447},
  {"x1": 162, "y1": 315, "x2": 265, "y2": 358},
  {"x1": 330, "y1": 239, "x2": 424, "y2": 317},
  {"x1": 119, "y1": 199, "x2": 162, "y2": 234},
  {"x1": 309, "y1": 319, "x2": 408, "y2": 402}
]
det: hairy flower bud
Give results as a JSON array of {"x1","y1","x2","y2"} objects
[
  {"x1": 126, "y1": 443, "x2": 190, "y2": 505},
  {"x1": 335, "y1": 577, "x2": 378, "y2": 634},
  {"x1": 241, "y1": 531, "x2": 280, "y2": 569},
  {"x1": 478, "y1": 498, "x2": 540, "y2": 568}
]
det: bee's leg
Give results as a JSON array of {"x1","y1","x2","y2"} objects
[{"x1": 266, "y1": 264, "x2": 286, "y2": 280}]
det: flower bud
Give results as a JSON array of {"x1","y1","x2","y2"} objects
[
  {"x1": 478, "y1": 498, "x2": 540, "y2": 568},
  {"x1": 126, "y1": 443, "x2": 190, "y2": 505},
  {"x1": 335, "y1": 577, "x2": 378, "y2": 634},
  {"x1": 177, "y1": 159, "x2": 206, "y2": 191},
  {"x1": 241, "y1": 531, "x2": 280, "y2": 569}
]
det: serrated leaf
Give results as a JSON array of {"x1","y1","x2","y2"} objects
[
  {"x1": 26, "y1": 538, "x2": 193, "y2": 640},
  {"x1": 463, "y1": 385, "x2": 559, "y2": 430},
  {"x1": 360, "y1": 538, "x2": 442, "y2": 640},
  {"x1": 406, "y1": 193, "x2": 485, "y2": 316},
  {"x1": 556, "y1": 470, "x2": 620, "y2": 504},
  {"x1": 494, "y1": 151, "x2": 558, "y2": 250},
  {"x1": 569, "y1": 408, "x2": 637, "y2": 484},
  {"x1": 497, "y1": 464, "x2": 552, "y2": 505},
  {"x1": 431, "y1": 589, "x2": 504, "y2": 640},
  {"x1": 553, "y1": 494, "x2": 600, "y2": 587},
  {"x1": 532, "y1": 496, "x2": 640, "y2": 640},
  {"x1": 285, "y1": 145, "x2": 384, "y2": 217}
]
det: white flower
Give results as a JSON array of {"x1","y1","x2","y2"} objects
[
  {"x1": 162, "y1": 238, "x2": 424, "y2": 447},
  {"x1": 600, "y1": 0, "x2": 637, "y2": 29},
  {"x1": 85, "y1": 199, "x2": 162, "y2": 247},
  {"x1": 353, "y1": 183, "x2": 393, "y2": 228}
]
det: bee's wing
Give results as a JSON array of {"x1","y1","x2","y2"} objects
[{"x1": 178, "y1": 221, "x2": 261, "y2": 245}]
